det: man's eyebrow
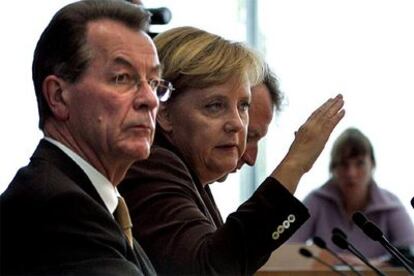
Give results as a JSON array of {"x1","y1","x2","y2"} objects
[
  {"x1": 151, "y1": 64, "x2": 163, "y2": 77},
  {"x1": 113, "y1": 57, "x2": 163, "y2": 77},
  {"x1": 113, "y1": 56, "x2": 134, "y2": 69}
]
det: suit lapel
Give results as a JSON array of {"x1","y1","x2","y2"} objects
[
  {"x1": 32, "y1": 140, "x2": 155, "y2": 273},
  {"x1": 31, "y1": 140, "x2": 108, "y2": 213}
]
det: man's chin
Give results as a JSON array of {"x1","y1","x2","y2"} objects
[
  {"x1": 216, "y1": 174, "x2": 229, "y2": 183},
  {"x1": 123, "y1": 143, "x2": 151, "y2": 161},
  {"x1": 235, "y1": 162, "x2": 244, "y2": 171}
]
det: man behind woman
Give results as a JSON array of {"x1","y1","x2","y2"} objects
[{"x1": 119, "y1": 26, "x2": 345, "y2": 275}]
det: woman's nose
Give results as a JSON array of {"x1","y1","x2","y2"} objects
[
  {"x1": 344, "y1": 165, "x2": 359, "y2": 178},
  {"x1": 224, "y1": 109, "x2": 245, "y2": 133}
]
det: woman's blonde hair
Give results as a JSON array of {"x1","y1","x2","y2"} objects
[{"x1": 154, "y1": 26, "x2": 264, "y2": 101}]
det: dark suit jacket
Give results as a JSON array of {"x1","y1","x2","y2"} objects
[
  {"x1": 119, "y1": 133, "x2": 310, "y2": 275},
  {"x1": 0, "y1": 139, "x2": 156, "y2": 275}
]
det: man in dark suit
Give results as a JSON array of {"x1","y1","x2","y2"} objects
[{"x1": 0, "y1": 0, "x2": 173, "y2": 274}]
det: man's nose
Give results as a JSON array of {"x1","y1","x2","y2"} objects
[
  {"x1": 133, "y1": 82, "x2": 159, "y2": 111},
  {"x1": 242, "y1": 146, "x2": 258, "y2": 167}
]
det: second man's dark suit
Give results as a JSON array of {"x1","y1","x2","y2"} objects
[{"x1": 0, "y1": 139, "x2": 155, "y2": 275}]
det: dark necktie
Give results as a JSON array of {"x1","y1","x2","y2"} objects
[{"x1": 114, "y1": 196, "x2": 134, "y2": 248}]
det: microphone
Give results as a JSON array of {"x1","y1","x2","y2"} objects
[
  {"x1": 299, "y1": 247, "x2": 347, "y2": 276},
  {"x1": 331, "y1": 232, "x2": 387, "y2": 276},
  {"x1": 352, "y1": 211, "x2": 367, "y2": 227},
  {"x1": 332, "y1": 227, "x2": 347, "y2": 239},
  {"x1": 411, "y1": 197, "x2": 414, "y2": 209},
  {"x1": 124, "y1": 1, "x2": 172, "y2": 25},
  {"x1": 146, "y1": 8, "x2": 172, "y2": 25},
  {"x1": 313, "y1": 236, "x2": 362, "y2": 275},
  {"x1": 352, "y1": 212, "x2": 414, "y2": 274}
]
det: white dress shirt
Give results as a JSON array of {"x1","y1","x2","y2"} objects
[{"x1": 44, "y1": 137, "x2": 119, "y2": 214}]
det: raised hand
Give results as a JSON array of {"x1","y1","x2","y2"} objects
[{"x1": 271, "y1": 94, "x2": 345, "y2": 193}]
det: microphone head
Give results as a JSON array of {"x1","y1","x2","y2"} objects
[
  {"x1": 411, "y1": 197, "x2": 414, "y2": 209},
  {"x1": 332, "y1": 233, "x2": 349, "y2": 250},
  {"x1": 299, "y1": 247, "x2": 313, "y2": 258},
  {"x1": 362, "y1": 221, "x2": 384, "y2": 241},
  {"x1": 146, "y1": 7, "x2": 172, "y2": 25},
  {"x1": 312, "y1": 236, "x2": 327, "y2": 249},
  {"x1": 352, "y1": 211, "x2": 368, "y2": 228},
  {"x1": 332, "y1": 227, "x2": 347, "y2": 240}
]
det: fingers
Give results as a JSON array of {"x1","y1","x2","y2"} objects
[
  {"x1": 293, "y1": 94, "x2": 345, "y2": 169},
  {"x1": 329, "y1": 108, "x2": 346, "y2": 130},
  {"x1": 310, "y1": 94, "x2": 344, "y2": 120},
  {"x1": 325, "y1": 94, "x2": 345, "y2": 119},
  {"x1": 322, "y1": 94, "x2": 345, "y2": 133},
  {"x1": 305, "y1": 94, "x2": 345, "y2": 134},
  {"x1": 271, "y1": 94, "x2": 346, "y2": 194}
]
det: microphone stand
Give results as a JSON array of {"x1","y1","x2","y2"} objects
[
  {"x1": 353, "y1": 212, "x2": 414, "y2": 274},
  {"x1": 299, "y1": 247, "x2": 347, "y2": 276},
  {"x1": 364, "y1": 221, "x2": 414, "y2": 274},
  {"x1": 326, "y1": 245, "x2": 364, "y2": 275},
  {"x1": 347, "y1": 243, "x2": 387, "y2": 276},
  {"x1": 332, "y1": 233, "x2": 387, "y2": 276},
  {"x1": 313, "y1": 236, "x2": 363, "y2": 276}
]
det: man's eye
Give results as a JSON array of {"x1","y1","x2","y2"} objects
[
  {"x1": 113, "y1": 73, "x2": 132, "y2": 85},
  {"x1": 240, "y1": 101, "x2": 250, "y2": 111}
]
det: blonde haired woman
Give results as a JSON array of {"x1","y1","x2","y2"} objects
[{"x1": 120, "y1": 26, "x2": 345, "y2": 275}]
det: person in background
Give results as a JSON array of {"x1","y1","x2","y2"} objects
[
  {"x1": 0, "y1": 0, "x2": 173, "y2": 274},
  {"x1": 290, "y1": 127, "x2": 414, "y2": 264},
  {"x1": 119, "y1": 25, "x2": 345, "y2": 275}
]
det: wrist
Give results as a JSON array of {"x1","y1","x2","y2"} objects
[{"x1": 270, "y1": 158, "x2": 306, "y2": 194}]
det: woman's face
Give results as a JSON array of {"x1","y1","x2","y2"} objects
[
  {"x1": 333, "y1": 154, "x2": 374, "y2": 195},
  {"x1": 165, "y1": 77, "x2": 251, "y2": 184}
]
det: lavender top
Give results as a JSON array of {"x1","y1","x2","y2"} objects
[{"x1": 289, "y1": 179, "x2": 414, "y2": 258}]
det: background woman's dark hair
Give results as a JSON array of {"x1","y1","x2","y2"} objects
[
  {"x1": 329, "y1": 127, "x2": 376, "y2": 172},
  {"x1": 32, "y1": 0, "x2": 150, "y2": 129}
]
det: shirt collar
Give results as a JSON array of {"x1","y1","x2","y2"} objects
[
  {"x1": 44, "y1": 137, "x2": 119, "y2": 214},
  {"x1": 316, "y1": 178, "x2": 401, "y2": 213}
]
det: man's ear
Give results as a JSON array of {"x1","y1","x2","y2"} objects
[
  {"x1": 42, "y1": 75, "x2": 70, "y2": 121},
  {"x1": 157, "y1": 104, "x2": 173, "y2": 133}
]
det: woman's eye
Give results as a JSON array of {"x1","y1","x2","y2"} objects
[{"x1": 205, "y1": 102, "x2": 224, "y2": 112}]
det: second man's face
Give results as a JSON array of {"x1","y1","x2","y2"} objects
[{"x1": 236, "y1": 84, "x2": 273, "y2": 170}]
